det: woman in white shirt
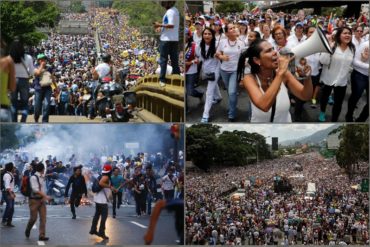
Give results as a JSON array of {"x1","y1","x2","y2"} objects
[
  {"x1": 319, "y1": 26, "x2": 355, "y2": 122},
  {"x1": 216, "y1": 23, "x2": 245, "y2": 121},
  {"x1": 237, "y1": 21, "x2": 248, "y2": 46},
  {"x1": 237, "y1": 39, "x2": 313, "y2": 123},
  {"x1": 352, "y1": 25, "x2": 364, "y2": 51},
  {"x1": 345, "y1": 41, "x2": 369, "y2": 122},
  {"x1": 213, "y1": 20, "x2": 226, "y2": 49},
  {"x1": 196, "y1": 27, "x2": 222, "y2": 123}
]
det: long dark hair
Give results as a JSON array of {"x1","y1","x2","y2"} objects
[
  {"x1": 200, "y1": 27, "x2": 216, "y2": 59},
  {"x1": 333, "y1": 26, "x2": 355, "y2": 54},
  {"x1": 237, "y1": 39, "x2": 264, "y2": 83},
  {"x1": 9, "y1": 39, "x2": 25, "y2": 63}
]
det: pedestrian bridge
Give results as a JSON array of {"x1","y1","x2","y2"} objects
[{"x1": 131, "y1": 74, "x2": 184, "y2": 122}]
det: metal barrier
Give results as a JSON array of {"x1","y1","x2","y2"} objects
[{"x1": 132, "y1": 74, "x2": 184, "y2": 122}]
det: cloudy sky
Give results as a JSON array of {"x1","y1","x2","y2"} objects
[{"x1": 187, "y1": 124, "x2": 338, "y2": 144}]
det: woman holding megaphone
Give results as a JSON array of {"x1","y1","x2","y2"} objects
[{"x1": 237, "y1": 39, "x2": 313, "y2": 122}]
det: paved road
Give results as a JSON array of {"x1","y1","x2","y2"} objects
[
  {"x1": 20, "y1": 114, "x2": 144, "y2": 123},
  {"x1": 0, "y1": 202, "x2": 179, "y2": 245},
  {"x1": 187, "y1": 81, "x2": 367, "y2": 123}
]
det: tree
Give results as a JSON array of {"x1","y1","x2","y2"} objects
[
  {"x1": 0, "y1": 1, "x2": 60, "y2": 47},
  {"x1": 186, "y1": 124, "x2": 220, "y2": 171},
  {"x1": 215, "y1": 0, "x2": 244, "y2": 14},
  {"x1": 70, "y1": 0, "x2": 86, "y2": 13},
  {"x1": 336, "y1": 125, "x2": 369, "y2": 177}
]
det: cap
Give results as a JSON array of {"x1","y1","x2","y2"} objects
[
  {"x1": 238, "y1": 20, "x2": 248, "y2": 25},
  {"x1": 214, "y1": 20, "x2": 221, "y2": 26},
  {"x1": 37, "y1": 54, "x2": 47, "y2": 60},
  {"x1": 102, "y1": 163, "x2": 112, "y2": 174},
  {"x1": 295, "y1": 22, "x2": 304, "y2": 28}
]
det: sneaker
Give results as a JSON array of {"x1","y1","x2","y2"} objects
[
  {"x1": 328, "y1": 95, "x2": 334, "y2": 105},
  {"x1": 310, "y1": 98, "x2": 317, "y2": 108},
  {"x1": 72, "y1": 215, "x2": 76, "y2": 219},
  {"x1": 98, "y1": 233, "x2": 109, "y2": 240},
  {"x1": 200, "y1": 117, "x2": 208, "y2": 123},
  {"x1": 89, "y1": 230, "x2": 98, "y2": 236},
  {"x1": 113, "y1": 215, "x2": 116, "y2": 218},
  {"x1": 6, "y1": 223, "x2": 15, "y2": 227},
  {"x1": 159, "y1": 81, "x2": 166, "y2": 87},
  {"x1": 318, "y1": 112, "x2": 326, "y2": 122}
]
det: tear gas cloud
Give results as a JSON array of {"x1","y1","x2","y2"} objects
[{"x1": 8, "y1": 124, "x2": 178, "y2": 165}]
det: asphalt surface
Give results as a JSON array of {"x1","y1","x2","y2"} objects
[
  {"x1": 0, "y1": 201, "x2": 180, "y2": 245},
  {"x1": 186, "y1": 81, "x2": 367, "y2": 123}
]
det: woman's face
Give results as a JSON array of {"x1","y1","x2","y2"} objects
[
  {"x1": 254, "y1": 41, "x2": 279, "y2": 70},
  {"x1": 248, "y1": 32, "x2": 257, "y2": 44},
  {"x1": 203, "y1": 29, "x2": 213, "y2": 44},
  {"x1": 340, "y1": 28, "x2": 352, "y2": 45},
  {"x1": 355, "y1": 27, "x2": 363, "y2": 38},
  {"x1": 263, "y1": 25, "x2": 270, "y2": 35},
  {"x1": 227, "y1": 24, "x2": 237, "y2": 38},
  {"x1": 273, "y1": 29, "x2": 286, "y2": 46}
]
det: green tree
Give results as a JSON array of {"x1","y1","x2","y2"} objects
[
  {"x1": 215, "y1": 0, "x2": 244, "y2": 14},
  {"x1": 70, "y1": 0, "x2": 86, "y2": 13},
  {"x1": 336, "y1": 125, "x2": 369, "y2": 177},
  {"x1": 215, "y1": 131, "x2": 248, "y2": 166},
  {"x1": 0, "y1": 1, "x2": 60, "y2": 47},
  {"x1": 186, "y1": 124, "x2": 220, "y2": 171}
]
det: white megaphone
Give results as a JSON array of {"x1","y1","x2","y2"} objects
[
  {"x1": 280, "y1": 27, "x2": 333, "y2": 75},
  {"x1": 280, "y1": 27, "x2": 333, "y2": 58}
]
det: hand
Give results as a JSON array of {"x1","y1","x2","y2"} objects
[
  {"x1": 155, "y1": 27, "x2": 161, "y2": 33},
  {"x1": 193, "y1": 58, "x2": 199, "y2": 64},
  {"x1": 276, "y1": 55, "x2": 294, "y2": 76},
  {"x1": 361, "y1": 47, "x2": 369, "y2": 62},
  {"x1": 45, "y1": 195, "x2": 52, "y2": 202},
  {"x1": 40, "y1": 61, "x2": 46, "y2": 68},
  {"x1": 222, "y1": 55, "x2": 230, "y2": 61},
  {"x1": 153, "y1": 22, "x2": 162, "y2": 28}
]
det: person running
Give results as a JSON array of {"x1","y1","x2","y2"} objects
[
  {"x1": 110, "y1": 167, "x2": 124, "y2": 218},
  {"x1": 64, "y1": 165, "x2": 87, "y2": 219}
]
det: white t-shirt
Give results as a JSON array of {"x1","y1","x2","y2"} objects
[
  {"x1": 305, "y1": 53, "x2": 321, "y2": 76},
  {"x1": 217, "y1": 39, "x2": 245, "y2": 72},
  {"x1": 196, "y1": 45, "x2": 220, "y2": 74},
  {"x1": 353, "y1": 41, "x2": 369, "y2": 76},
  {"x1": 162, "y1": 174, "x2": 176, "y2": 190},
  {"x1": 160, "y1": 7, "x2": 179, "y2": 41},
  {"x1": 320, "y1": 46, "x2": 354, "y2": 87},
  {"x1": 193, "y1": 32, "x2": 202, "y2": 46},
  {"x1": 14, "y1": 54, "x2": 35, "y2": 78},
  {"x1": 94, "y1": 176, "x2": 111, "y2": 204},
  {"x1": 3, "y1": 172, "x2": 14, "y2": 191},
  {"x1": 95, "y1": 63, "x2": 111, "y2": 79},
  {"x1": 352, "y1": 36, "x2": 364, "y2": 51}
]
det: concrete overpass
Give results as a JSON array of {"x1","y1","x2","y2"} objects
[{"x1": 264, "y1": 1, "x2": 368, "y2": 18}]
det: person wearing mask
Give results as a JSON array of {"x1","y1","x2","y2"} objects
[
  {"x1": 237, "y1": 39, "x2": 313, "y2": 122},
  {"x1": 64, "y1": 165, "x2": 87, "y2": 219},
  {"x1": 0, "y1": 39, "x2": 16, "y2": 122},
  {"x1": 319, "y1": 27, "x2": 355, "y2": 122},
  {"x1": 2, "y1": 162, "x2": 16, "y2": 227},
  {"x1": 196, "y1": 28, "x2": 222, "y2": 123},
  {"x1": 153, "y1": 1, "x2": 180, "y2": 87},
  {"x1": 9, "y1": 39, "x2": 35, "y2": 122},
  {"x1": 216, "y1": 23, "x2": 246, "y2": 122},
  {"x1": 346, "y1": 40, "x2": 369, "y2": 122},
  {"x1": 89, "y1": 163, "x2": 113, "y2": 240},
  {"x1": 110, "y1": 167, "x2": 124, "y2": 218},
  {"x1": 25, "y1": 162, "x2": 51, "y2": 241},
  {"x1": 33, "y1": 54, "x2": 53, "y2": 123}
]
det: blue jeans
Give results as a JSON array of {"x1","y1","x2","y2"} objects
[
  {"x1": 11, "y1": 77, "x2": 29, "y2": 122},
  {"x1": 159, "y1": 41, "x2": 180, "y2": 82},
  {"x1": 346, "y1": 70, "x2": 369, "y2": 121},
  {"x1": 34, "y1": 87, "x2": 52, "y2": 122},
  {"x1": 146, "y1": 193, "x2": 153, "y2": 215},
  {"x1": 1, "y1": 191, "x2": 15, "y2": 224},
  {"x1": 186, "y1": 73, "x2": 202, "y2": 108},
  {"x1": 220, "y1": 70, "x2": 238, "y2": 119}
]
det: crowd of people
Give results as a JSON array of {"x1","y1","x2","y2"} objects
[
  {"x1": 186, "y1": 152, "x2": 369, "y2": 245},
  {"x1": 2, "y1": 4, "x2": 182, "y2": 123},
  {"x1": 1, "y1": 149, "x2": 184, "y2": 240},
  {"x1": 186, "y1": 6, "x2": 369, "y2": 122}
]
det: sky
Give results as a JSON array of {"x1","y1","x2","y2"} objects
[{"x1": 191, "y1": 124, "x2": 338, "y2": 144}]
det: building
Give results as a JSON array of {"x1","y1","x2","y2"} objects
[{"x1": 327, "y1": 131, "x2": 340, "y2": 150}]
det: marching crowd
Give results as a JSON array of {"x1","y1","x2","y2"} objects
[
  {"x1": 1, "y1": 150, "x2": 184, "y2": 240},
  {"x1": 186, "y1": 152, "x2": 369, "y2": 245},
  {"x1": 185, "y1": 7, "x2": 369, "y2": 122},
  {"x1": 3, "y1": 7, "x2": 172, "y2": 122}
]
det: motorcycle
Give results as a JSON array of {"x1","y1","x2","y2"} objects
[{"x1": 95, "y1": 79, "x2": 137, "y2": 122}]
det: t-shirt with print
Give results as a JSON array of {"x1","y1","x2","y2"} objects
[{"x1": 160, "y1": 7, "x2": 179, "y2": 41}]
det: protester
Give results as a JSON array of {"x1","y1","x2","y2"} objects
[
  {"x1": 1, "y1": 162, "x2": 16, "y2": 227},
  {"x1": 64, "y1": 165, "x2": 87, "y2": 219},
  {"x1": 111, "y1": 167, "x2": 124, "y2": 218}
]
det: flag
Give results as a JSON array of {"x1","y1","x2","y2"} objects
[
  {"x1": 251, "y1": 6, "x2": 260, "y2": 15},
  {"x1": 327, "y1": 12, "x2": 334, "y2": 34}
]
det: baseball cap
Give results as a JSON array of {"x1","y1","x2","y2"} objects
[
  {"x1": 37, "y1": 54, "x2": 47, "y2": 60},
  {"x1": 295, "y1": 22, "x2": 304, "y2": 28},
  {"x1": 214, "y1": 20, "x2": 221, "y2": 26},
  {"x1": 102, "y1": 163, "x2": 112, "y2": 174}
]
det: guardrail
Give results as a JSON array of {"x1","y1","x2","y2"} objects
[{"x1": 132, "y1": 74, "x2": 184, "y2": 122}]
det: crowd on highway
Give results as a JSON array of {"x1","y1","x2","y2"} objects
[
  {"x1": 186, "y1": 152, "x2": 369, "y2": 245},
  {"x1": 185, "y1": 6, "x2": 369, "y2": 123},
  {"x1": 3, "y1": 8, "x2": 171, "y2": 122}
]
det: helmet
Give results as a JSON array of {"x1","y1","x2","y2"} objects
[{"x1": 101, "y1": 53, "x2": 111, "y2": 63}]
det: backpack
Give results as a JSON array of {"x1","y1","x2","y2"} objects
[
  {"x1": 60, "y1": 91, "x2": 69, "y2": 103},
  {"x1": 1, "y1": 171, "x2": 14, "y2": 192},
  {"x1": 20, "y1": 174, "x2": 40, "y2": 197},
  {"x1": 91, "y1": 175, "x2": 103, "y2": 193}
]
